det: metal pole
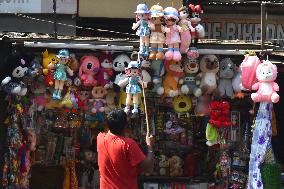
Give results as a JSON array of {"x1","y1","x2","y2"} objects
[
  {"x1": 53, "y1": 0, "x2": 58, "y2": 39},
  {"x1": 261, "y1": 2, "x2": 266, "y2": 50}
]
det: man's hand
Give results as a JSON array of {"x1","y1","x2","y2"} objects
[{"x1": 146, "y1": 135, "x2": 154, "y2": 148}]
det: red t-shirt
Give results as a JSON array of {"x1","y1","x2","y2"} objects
[{"x1": 97, "y1": 132, "x2": 146, "y2": 189}]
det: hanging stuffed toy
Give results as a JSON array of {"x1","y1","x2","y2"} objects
[
  {"x1": 164, "y1": 7, "x2": 183, "y2": 61},
  {"x1": 79, "y1": 55, "x2": 100, "y2": 87},
  {"x1": 98, "y1": 52, "x2": 113, "y2": 88},
  {"x1": 132, "y1": 4, "x2": 151, "y2": 57},
  {"x1": 112, "y1": 54, "x2": 131, "y2": 90},
  {"x1": 1, "y1": 52, "x2": 28, "y2": 96},
  {"x1": 90, "y1": 86, "x2": 107, "y2": 114},
  {"x1": 149, "y1": 4, "x2": 166, "y2": 60},
  {"x1": 178, "y1": 6, "x2": 193, "y2": 53},
  {"x1": 150, "y1": 59, "x2": 165, "y2": 95},
  {"x1": 66, "y1": 53, "x2": 81, "y2": 87},
  {"x1": 180, "y1": 56, "x2": 202, "y2": 97},
  {"x1": 42, "y1": 49, "x2": 58, "y2": 87},
  {"x1": 198, "y1": 55, "x2": 219, "y2": 95},
  {"x1": 232, "y1": 66, "x2": 245, "y2": 98},
  {"x1": 218, "y1": 58, "x2": 236, "y2": 98},
  {"x1": 163, "y1": 60, "x2": 184, "y2": 97},
  {"x1": 118, "y1": 61, "x2": 146, "y2": 114},
  {"x1": 187, "y1": 4, "x2": 205, "y2": 48},
  {"x1": 48, "y1": 49, "x2": 74, "y2": 100},
  {"x1": 251, "y1": 60, "x2": 279, "y2": 103}
]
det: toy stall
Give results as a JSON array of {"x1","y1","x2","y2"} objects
[{"x1": 0, "y1": 2, "x2": 283, "y2": 189}]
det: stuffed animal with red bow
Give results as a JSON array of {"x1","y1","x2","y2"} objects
[
  {"x1": 79, "y1": 55, "x2": 100, "y2": 87},
  {"x1": 97, "y1": 52, "x2": 113, "y2": 88}
]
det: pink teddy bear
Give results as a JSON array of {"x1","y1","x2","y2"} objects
[{"x1": 251, "y1": 60, "x2": 280, "y2": 103}]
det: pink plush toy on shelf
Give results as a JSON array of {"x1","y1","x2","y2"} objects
[
  {"x1": 79, "y1": 55, "x2": 100, "y2": 87},
  {"x1": 164, "y1": 7, "x2": 183, "y2": 61},
  {"x1": 178, "y1": 6, "x2": 193, "y2": 54},
  {"x1": 251, "y1": 60, "x2": 280, "y2": 103}
]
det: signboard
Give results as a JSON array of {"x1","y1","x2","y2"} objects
[{"x1": 0, "y1": 0, "x2": 76, "y2": 14}]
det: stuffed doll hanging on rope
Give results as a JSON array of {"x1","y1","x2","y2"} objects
[
  {"x1": 118, "y1": 61, "x2": 146, "y2": 114},
  {"x1": 49, "y1": 49, "x2": 74, "y2": 100},
  {"x1": 133, "y1": 4, "x2": 151, "y2": 57}
]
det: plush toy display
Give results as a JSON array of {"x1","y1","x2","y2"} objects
[
  {"x1": 150, "y1": 59, "x2": 165, "y2": 95},
  {"x1": 112, "y1": 54, "x2": 131, "y2": 87},
  {"x1": 163, "y1": 60, "x2": 184, "y2": 97},
  {"x1": 187, "y1": 4, "x2": 205, "y2": 48},
  {"x1": 218, "y1": 58, "x2": 236, "y2": 98},
  {"x1": 209, "y1": 101, "x2": 232, "y2": 127},
  {"x1": 1, "y1": 54, "x2": 28, "y2": 96},
  {"x1": 90, "y1": 86, "x2": 107, "y2": 114},
  {"x1": 180, "y1": 57, "x2": 202, "y2": 97},
  {"x1": 173, "y1": 94, "x2": 192, "y2": 118},
  {"x1": 118, "y1": 61, "x2": 146, "y2": 114},
  {"x1": 149, "y1": 4, "x2": 166, "y2": 60},
  {"x1": 169, "y1": 155, "x2": 184, "y2": 177},
  {"x1": 98, "y1": 52, "x2": 113, "y2": 88},
  {"x1": 79, "y1": 55, "x2": 100, "y2": 87},
  {"x1": 178, "y1": 6, "x2": 193, "y2": 53},
  {"x1": 198, "y1": 55, "x2": 219, "y2": 95},
  {"x1": 133, "y1": 4, "x2": 151, "y2": 57},
  {"x1": 232, "y1": 66, "x2": 245, "y2": 98},
  {"x1": 164, "y1": 7, "x2": 183, "y2": 61},
  {"x1": 42, "y1": 49, "x2": 58, "y2": 87},
  {"x1": 251, "y1": 60, "x2": 279, "y2": 103},
  {"x1": 240, "y1": 51, "x2": 261, "y2": 90}
]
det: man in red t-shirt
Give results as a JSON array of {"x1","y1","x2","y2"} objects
[{"x1": 97, "y1": 108, "x2": 154, "y2": 189}]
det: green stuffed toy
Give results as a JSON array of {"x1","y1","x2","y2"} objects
[{"x1": 206, "y1": 123, "x2": 219, "y2": 146}]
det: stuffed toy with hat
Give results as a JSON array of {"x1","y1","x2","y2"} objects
[
  {"x1": 42, "y1": 49, "x2": 58, "y2": 87},
  {"x1": 198, "y1": 55, "x2": 219, "y2": 95},
  {"x1": 180, "y1": 56, "x2": 202, "y2": 97},
  {"x1": 112, "y1": 54, "x2": 131, "y2": 90},
  {"x1": 218, "y1": 58, "x2": 236, "y2": 98},
  {"x1": 97, "y1": 52, "x2": 113, "y2": 88},
  {"x1": 90, "y1": 86, "x2": 107, "y2": 114},
  {"x1": 79, "y1": 55, "x2": 100, "y2": 87},
  {"x1": 163, "y1": 60, "x2": 184, "y2": 97},
  {"x1": 118, "y1": 60, "x2": 146, "y2": 114},
  {"x1": 150, "y1": 59, "x2": 165, "y2": 95},
  {"x1": 164, "y1": 7, "x2": 183, "y2": 61},
  {"x1": 186, "y1": 4, "x2": 205, "y2": 48},
  {"x1": 48, "y1": 49, "x2": 74, "y2": 100},
  {"x1": 178, "y1": 6, "x2": 194, "y2": 53},
  {"x1": 133, "y1": 3, "x2": 151, "y2": 57},
  {"x1": 149, "y1": 4, "x2": 166, "y2": 60},
  {"x1": 251, "y1": 60, "x2": 279, "y2": 103},
  {"x1": 1, "y1": 52, "x2": 28, "y2": 96}
]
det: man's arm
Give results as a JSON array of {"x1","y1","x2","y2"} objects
[{"x1": 138, "y1": 135, "x2": 155, "y2": 173}]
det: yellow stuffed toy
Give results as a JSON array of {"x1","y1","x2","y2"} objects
[
  {"x1": 42, "y1": 49, "x2": 58, "y2": 86},
  {"x1": 173, "y1": 94, "x2": 192, "y2": 118},
  {"x1": 163, "y1": 60, "x2": 184, "y2": 97}
]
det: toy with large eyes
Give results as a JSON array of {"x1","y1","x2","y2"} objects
[
  {"x1": 79, "y1": 55, "x2": 100, "y2": 87},
  {"x1": 90, "y1": 86, "x2": 107, "y2": 114},
  {"x1": 112, "y1": 54, "x2": 131, "y2": 90}
]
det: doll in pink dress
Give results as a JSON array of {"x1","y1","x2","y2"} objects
[{"x1": 164, "y1": 7, "x2": 183, "y2": 61}]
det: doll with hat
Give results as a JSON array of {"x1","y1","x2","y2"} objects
[
  {"x1": 132, "y1": 4, "x2": 151, "y2": 57},
  {"x1": 164, "y1": 7, "x2": 183, "y2": 61},
  {"x1": 149, "y1": 4, "x2": 166, "y2": 60},
  {"x1": 49, "y1": 49, "x2": 74, "y2": 100}
]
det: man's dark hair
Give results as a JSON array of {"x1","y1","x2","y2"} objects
[{"x1": 106, "y1": 108, "x2": 127, "y2": 135}]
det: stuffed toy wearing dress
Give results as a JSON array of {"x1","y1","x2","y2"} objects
[
  {"x1": 198, "y1": 55, "x2": 219, "y2": 95},
  {"x1": 79, "y1": 55, "x2": 100, "y2": 87},
  {"x1": 132, "y1": 4, "x2": 151, "y2": 57},
  {"x1": 180, "y1": 56, "x2": 202, "y2": 97},
  {"x1": 42, "y1": 49, "x2": 58, "y2": 87},
  {"x1": 1, "y1": 53, "x2": 28, "y2": 96},
  {"x1": 149, "y1": 4, "x2": 166, "y2": 60},
  {"x1": 178, "y1": 6, "x2": 193, "y2": 53},
  {"x1": 163, "y1": 60, "x2": 184, "y2": 97},
  {"x1": 97, "y1": 52, "x2": 113, "y2": 88},
  {"x1": 251, "y1": 60, "x2": 279, "y2": 103},
  {"x1": 218, "y1": 58, "x2": 236, "y2": 98},
  {"x1": 112, "y1": 54, "x2": 131, "y2": 90},
  {"x1": 150, "y1": 59, "x2": 165, "y2": 95},
  {"x1": 164, "y1": 7, "x2": 183, "y2": 61},
  {"x1": 90, "y1": 86, "x2": 107, "y2": 114}
]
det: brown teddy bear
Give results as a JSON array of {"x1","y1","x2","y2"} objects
[
  {"x1": 158, "y1": 155, "x2": 170, "y2": 176},
  {"x1": 169, "y1": 155, "x2": 184, "y2": 177}
]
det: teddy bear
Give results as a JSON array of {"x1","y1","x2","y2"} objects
[
  {"x1": 42, "y1": 49, "x2": 58, "y2": 87},
  {"x1": 1, "y1": 52, "x2": 28, "y2": 96},
  {"x1": 97, "y1": 52, "x2": 113, "y2": 88},
  {"x1": 218, "y1": 58, "x2": 236, "y2": 98},
  {"x1": 251, "y1": 60, "x2": 280, "y2": 103},
  {"x1": 79, "y1": 55, "x2": 100, "y2": 87},
  {"x1": 158, "y1": 154, "x2": 170, "y2": 176},
  {"x1": 168, "y1": 155, "x2": 184, "y2": 177},
  {"x1": 150, "y1": 59, "x2": 165, "y2": 95},
  {"x1": 198, "y1": 55, "x2": 219, "y2": 95},
  {"x1": 180, "y1": 56, "x2": 202, "y2": 97},
  {"x1": 112, "y1": 54, "x2": 131, "y2": 91},
  {"x1": 104, "y1": 90, "x2": 117, "y2": 114},
  {"x1": 163, "y1": 60, "x2": 184, "y2": 97},
  {"x1": 90, "y1": 86, "x2": 107, "y2": 114}
]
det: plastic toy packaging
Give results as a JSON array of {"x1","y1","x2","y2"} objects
[
  {"x1": 118, "y1": 61, "x2": 146, "y2": 114},
  {"x1": 49, "y1": 49, "x2": 74, "y2": 100},
  {"x1": 133, "y1": 4, "x2": 151, "y2": 57}
]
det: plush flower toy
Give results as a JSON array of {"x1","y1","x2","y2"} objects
[
  {"x1": 251, "y1": 60, "x2": 279, "y2": 103},
  {"x1": 118, "y1": 61, "x2": 146, "y2": 114},
  {"x1": 132, "y1": 4, "x2": 151, "y2": 57},
  {"x1": 164, "y1": 7, "x2": 183, "y2": 61},
  {"x1": 149, "y1": 4, "x2": 166, "y2": 60},
  {"x1": 79, "y1": 55, "x2": 100, "y2": 87},
  {"x1": 49, "y1": 49, "x2": 74, "y2": 100},
  {"x1": 178, "y1": 6, "x2": 193, "y2": 53}
]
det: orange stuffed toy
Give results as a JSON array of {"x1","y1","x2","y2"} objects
[{"x1": 162, "y1": 60, "x2": 184, "y2": 97}]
